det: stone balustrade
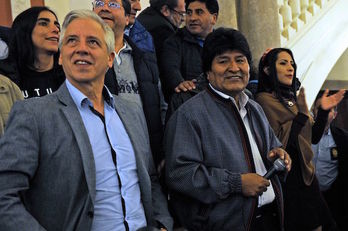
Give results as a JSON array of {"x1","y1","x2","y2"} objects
[{"x1": 278, "y1": 0, "x2": 334, "y2": 45}]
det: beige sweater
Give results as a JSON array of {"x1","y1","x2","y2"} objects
[
  {"x1": 256, "y1": 92, "x2": 315, "y2": 186},
  {"x1": 0, "y1": 74, "x2": 23, "y2": 136}
]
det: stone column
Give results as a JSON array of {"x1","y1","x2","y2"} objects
[
  {"x1": 236, "y1": 0, "x2": 282, "y2": 66},
  {"x1": 0, "y1": 0, "x2": 12, "y2": 26},
  {"x1": 30, "y1": 0, "x2": 44, "y2": 6},
  {"x1": 10, "y1": 0, "x2": 31, "y2": 22},
  {"x1": 215, "y1": 0, "x2": 238, "y2": 29}
]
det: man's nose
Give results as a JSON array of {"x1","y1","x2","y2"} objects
[
  {"x1": 134, "y1": 1, "x2": 141, "y2": 11},
  {"x1": 100, "y1": 1, "x2": 110, "y2": 10},
  {"x1": 228, "y1": 61, "x2": 240, "y2": 72},
  {"x1": 76, "y1": 41, "x2": 89, "y2": 54},
  {"x1": 188, "y1": 12, "x2": 198, "y2": 21}
]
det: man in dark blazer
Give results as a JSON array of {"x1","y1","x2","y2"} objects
[
  {"x1": 137, "y1": 0, "x2": 185, "y2": 63},
  {"x1": 0, "y1": 9, "x2": 172, "y2": 231}
]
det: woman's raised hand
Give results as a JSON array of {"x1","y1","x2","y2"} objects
[
  {"x1": 297, "y1": 87, "x2": 309, "y2": 115},
  {"x1": 320, "y1": 89, "x2": 345, "y2": 111}
]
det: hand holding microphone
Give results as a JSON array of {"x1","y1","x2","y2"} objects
[{"x1": 263, "y1": 158, "x2": 286, "y2": 179}]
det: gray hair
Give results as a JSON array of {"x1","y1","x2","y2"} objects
[{"x1": 59, "y1": 9, "x2": 115, "y2": 54}]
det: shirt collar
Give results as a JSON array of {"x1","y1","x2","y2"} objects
[
  {"x1": 196, "y1": 37, "x2": 204, "y2": 47},
  {"x1": 209, "y1": 83, "x2": 249, "y2": 110},
  {"x1": 118, "y1": 40, "x2": 132, "y2": 54},
  {"x1": 65, "y1": 79, "x2": 114, "y2": 109},
  {"x1": 124, "y1": 24, "x2": 133, "y2": 36}
]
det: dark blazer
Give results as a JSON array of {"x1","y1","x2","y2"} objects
[
  {"x1": 159, "y1": 27, "x2": 203, "y2": 101},
  {"x1": 0, "y1": 83, "x2": 173, "y2": 230},
  {"x1": 129, "y1": 19, "x2": 156, "y2": 53},
  {"x1": 137, "y1": 6, "x2": 177, "y2": 62},
  {"x1": 330, "y1": 124, "x2": 348, "y2": 230}
]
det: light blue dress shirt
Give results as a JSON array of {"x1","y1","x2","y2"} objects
[
  {"x1": 312, "y1": 128, "x2": 338, "y2": 191},
  {"x1": 66, "y1": 80, "x2": 147, "y2": 231}
]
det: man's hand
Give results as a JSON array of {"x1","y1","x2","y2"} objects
[
  {"x1": 267, "y1": 147, "x2": 291, "y2": 172},
  {"x1": 241, "y1": 173, "x2": 270, "y2": 197},
  {"x1": 174, "y1": 79, "x2": 196, "y2": 93},
  {"x1": 297, "y1": 87, "x2": 309, "y2": 116},
  {"x1": 320, "y1": 89, "x2": 345, "y2": 111}
]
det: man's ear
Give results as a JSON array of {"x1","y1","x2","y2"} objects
[
  {"x1": 211, "y1": 13, "x2": 217, "y2": 25},
  {"x1": 108, "y1": 51, "x2": 115, "y2": 68},
  {"x1": 58, "y1": 53, "x2": 62, "y2": 65},
  {"x1": 263, "y1": 66, "x2": 270, "y2": 75},
  {"x1": 160, "y1": 5, "x2": 171, "y2": 17},
  {"x1": 206, "y1": 72, "x2": 211, "y2": 81},
  {"x1": 125, "y1": 14, "x2": 130, "y2": 26}
]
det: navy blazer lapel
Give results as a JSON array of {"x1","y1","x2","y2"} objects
[{"x1": 56, "y1": 83, "x2": 96, "y2": 204}]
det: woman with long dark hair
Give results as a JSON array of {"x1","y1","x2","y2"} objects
[
  {"x1": 0, "y1": 6, "x2": 65, "y2": 99},
  {"x1": 256, "y1": 48, "x2": 345, "y2": 231}
]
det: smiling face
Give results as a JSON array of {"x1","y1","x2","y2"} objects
[
  {"x1": 93, "y1": 0, "x2": 129, "y2": 34},
  {"x1": 275, "y1": 51, "x2": 295, "y2": 86},
  {"x1": 186, "y1": 1, "x2": 216, "y2": 39},
  {"x1": 31, "y1": 11, "x2": 60, "y2": 54},
  {"x1": 58, "y1": 18, "x2": 114, "y2": 88},
  {"x1": 207, "y1": 50, "x2": 250, "y2": 99}
]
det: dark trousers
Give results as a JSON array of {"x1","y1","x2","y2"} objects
[
  {"x1": 250, "y1": 201, "x2": 281, "y2": 231},
  {"x1": 322, "y1": 180, "x2": 339, "y2": 231}
]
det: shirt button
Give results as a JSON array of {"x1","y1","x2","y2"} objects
[{"x1": 87, "y1": 211, "x2": 94, "y2": 218}]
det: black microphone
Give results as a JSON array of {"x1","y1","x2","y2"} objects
[{"x1": 263, "y1": 158, "x2": 286, "y2": 179}]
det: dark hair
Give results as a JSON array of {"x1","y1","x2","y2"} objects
[
  {"x1": 257, "y1": 48, "x2": 299, "y2": 105},
  {"x1": 185, "y1": 0, "x2": 219, "y2": 15},
  {"x1": 122, "y1": 0, "x2": 131, "y2": 15},
  {"x1": 202, "y1": 27, "x2": 252, "y2": 74},
  {"x1": 9, "y1": 7, "x2": 58, "y2": 75},
  {"x1": 150, "y1": 0, "x2": 178, "y2": 11}
]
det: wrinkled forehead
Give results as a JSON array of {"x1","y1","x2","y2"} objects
[{"x1": 64, "y1": 18, "x2": 104, "y2": 39}]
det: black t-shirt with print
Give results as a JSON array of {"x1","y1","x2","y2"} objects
[{"x1": 19, "y1": 65, "x2": 65, "y2": 99}]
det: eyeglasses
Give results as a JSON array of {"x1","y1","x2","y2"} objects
[
  {"x1": 169, "y1": 8, "x2": 186, "y2": 18},
  {"x1": 93, "y1": 0, "x2": 121, "y2": 9}
]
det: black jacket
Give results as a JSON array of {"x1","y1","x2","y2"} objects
[
  {"x1": 137, "y1": 6, "x2": 177, "y2": 62},
  {"x1": 160, "y1": 27, "x2": 203, "y2": 101},
  {"x1": 165, "y1": 73, "x2": 208, "y2": 123},
  {"x1": 105, "y1": 37, "x2": 164, "y2": 166},
  {"x1": 330, "y1": 123, "x2": 348, "y2": 230}
]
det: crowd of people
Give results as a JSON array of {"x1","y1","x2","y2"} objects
[{"x1": 0, "y1": 0, "x2": 346, "y2": 230}]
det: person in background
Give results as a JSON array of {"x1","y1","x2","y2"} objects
[
  {"x1": 137, "y1": 0, "x2": 187, "y2": 123},
  {"x1": 0, "y1": 74, "x2": 23, "y2": 137},
  {"x1": 0, "y1": 38, "x2": 8, "y2": 60},
  {"x1": 159, "y1": 0, "x2": 218, "y2": 101},
  {"x1": 312, "y1": 94, "x2": 348, "y2": 230},
  {"x1": 165, "y1": 28, "x2": 291, "y2": 230},
  {"x1": 0, "y1": 7, "x2": 65, "y2": 99},
  {"x1": 93, "y1": 0, "x2": 164, "y2": 169},
  {"x1": 124, "y1": 0, "x2": 155, "y2": 53},
  {"x1": 256, "y1": 47, "x2": 345, "y2": 231},
  {"x1": 0, "y1": 9, "x2": 172, "y2": 230},
  {"x1": 137, "y1": 0, "x2": 186, "y2": 63},
  {"x1": 0, "y1": 26, "x2": 11, "y2": 60}
]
